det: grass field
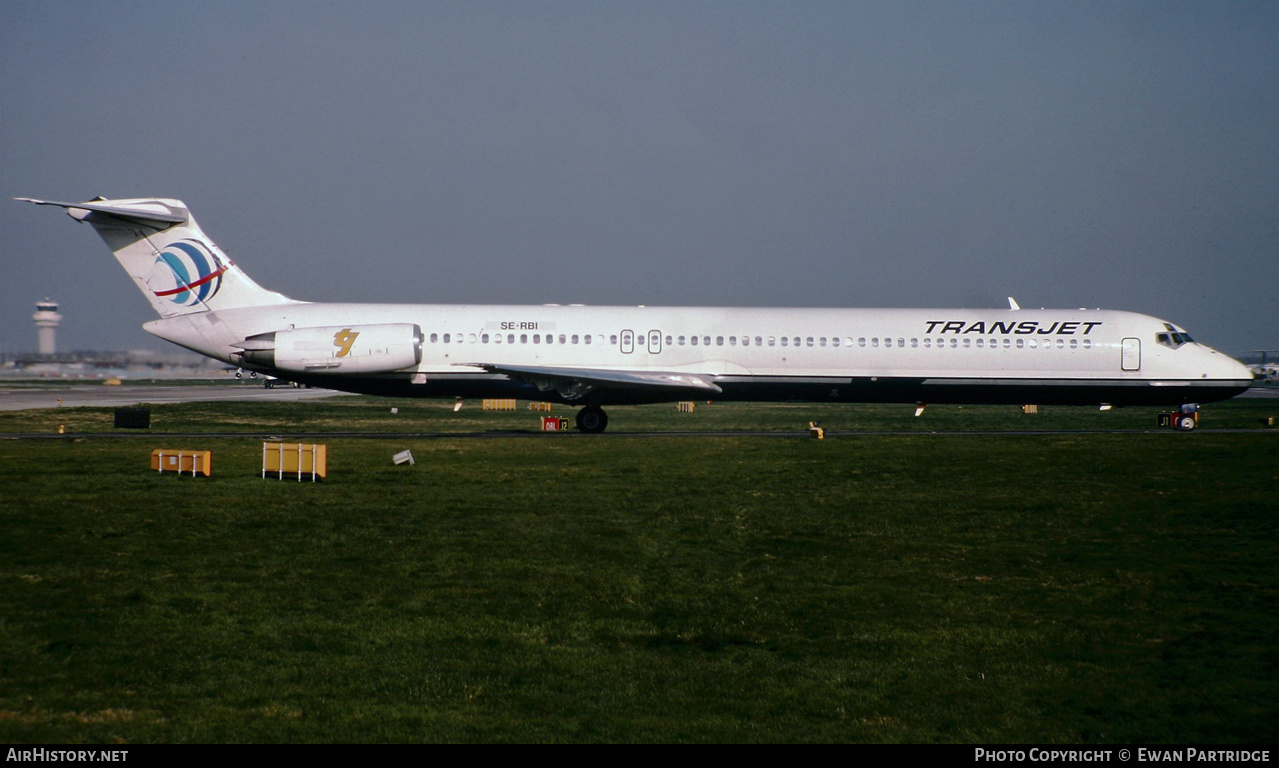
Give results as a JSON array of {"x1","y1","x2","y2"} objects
[{"x1": 1, "y1": 395, "x2": 1276, "y2": 742}]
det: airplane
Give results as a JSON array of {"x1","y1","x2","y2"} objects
[
  {"x1": 1242, "y1": 351, "x2": 1279, "y2": 383},
  {"x1": 19, "y1": 196, "x2": 1254, "y2": 432}
]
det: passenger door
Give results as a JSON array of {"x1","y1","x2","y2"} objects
[{"x1": 1121, "y1": 338, "x2": 1141, "y2": 371}]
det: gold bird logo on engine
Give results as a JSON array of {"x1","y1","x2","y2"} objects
[{"x1": 333, "y1": 328, "x2": 360, "y2": 357}]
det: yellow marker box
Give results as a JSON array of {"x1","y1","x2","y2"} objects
[
  {"x1": 150, "y1": 449, "x2": 212, "y2": 477},
  {"x1": 262, "y1": 442, "x2": 327, "y2": 481}
]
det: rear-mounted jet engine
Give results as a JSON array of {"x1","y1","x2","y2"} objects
[{"x1": 234, "y1": 323, "x2": 423, "y2": 374}]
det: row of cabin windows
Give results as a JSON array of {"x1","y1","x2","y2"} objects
[
  {"x1": 878, "y1": 337, "x2": 1093, "y2": 350},
  {"x1": 429, "y1": 332, "x2": 594, "y2": 345},
  {"x1": 427, "y1": 332, "x2": 1095, "y2": 351},
  {"x1": 672, "y1": 336, "x2": 1093, "y2": 349}
]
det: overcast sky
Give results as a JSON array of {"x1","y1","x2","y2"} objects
[{"x1": 2, "y1": 0, "x2": 1275, "y2": 355}]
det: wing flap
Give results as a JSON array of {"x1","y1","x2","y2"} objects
[{"x1": 461, "y1": 362, "x2": 722, "y2": 401}]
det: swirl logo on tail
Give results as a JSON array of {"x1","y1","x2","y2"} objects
[{"x1": 149, "y1": 240, "x2": 229, "y2": 306}]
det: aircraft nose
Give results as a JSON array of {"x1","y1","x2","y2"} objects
[{"x1": 1213, "y1": 351, "x2": 1255, "y2": 385}]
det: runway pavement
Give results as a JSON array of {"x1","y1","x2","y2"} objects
[
  {"x1": 3, "y1": 381, "x2": 1274, "y2": 411},
  {"x1": 0, "y1": 382, "x2": 349, "y2": 411}
]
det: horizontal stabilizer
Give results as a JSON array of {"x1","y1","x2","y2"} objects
[{"x1": 16, "y1": 197, "x2": 189, "y2": 225}]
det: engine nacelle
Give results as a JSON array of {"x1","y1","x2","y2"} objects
[{"x1": 234, "y1": 323, "x2": 423, "y2": 374}]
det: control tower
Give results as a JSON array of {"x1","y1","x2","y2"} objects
[{"x1": 33, "y1": 298, "x2": 62, "y2": 356}]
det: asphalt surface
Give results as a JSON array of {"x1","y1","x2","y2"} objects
[
  {"x1": 3, "y1": 381, "x2": 1275, "y2": 413},
  {"x1": 1, "y1": 380, "x2": 1274, "y2": 440},
  {"x1": 0, "y1": 382, "x2": 348, "y2": 411}
]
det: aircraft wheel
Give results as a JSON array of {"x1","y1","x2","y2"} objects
[
  {"x1": 576, "y1": 406, "x2": 608, "y2": 434},
  {"x1": 1176, "y1": 415, "x2": 1197, "y2": 431}
]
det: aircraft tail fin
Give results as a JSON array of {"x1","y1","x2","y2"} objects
[{"x1": 17, "y1": 197, "x2": 297, "y2": 317}]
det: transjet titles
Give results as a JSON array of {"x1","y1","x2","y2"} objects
[{"x1": 925, "y1": 320, "x2": 1103, "y2": 336}]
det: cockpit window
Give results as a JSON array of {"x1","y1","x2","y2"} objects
[{"x1": 1157, "y1": 332, "x2": 1195, "y2": 349}]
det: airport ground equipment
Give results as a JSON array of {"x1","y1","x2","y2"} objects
[
  {"x1": 262, "y1": 442, "x2": 327, "y2": 481},
  {"x1": 114, "y1": 408, "x2": 150, "y2": 429},
  {"x1": 151, "y1": 449, "x2": 212, "y2": 477},
  {"x1": 1156, "y1": 406, "x2": 1199, "y2": 431}
]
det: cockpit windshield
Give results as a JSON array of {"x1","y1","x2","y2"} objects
[{"x1": 1156, "y1": 331, "x2": 1194, "y2": 349}]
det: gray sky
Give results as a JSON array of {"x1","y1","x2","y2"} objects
[{"x1": 2, "y1": 0, "x2": 1276, "y2": 355}]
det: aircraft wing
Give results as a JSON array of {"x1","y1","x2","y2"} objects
[{"x1": 460, "y1": 362, "x2": 722, "y2": 401}]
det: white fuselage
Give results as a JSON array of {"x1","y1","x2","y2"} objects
[{"x1": 148, "y1": 301, "x2": 1254, "y2": 408}]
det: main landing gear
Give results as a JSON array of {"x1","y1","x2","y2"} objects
[{"x1": 576, "y1": 406, "x2": 609, "y2": 434}]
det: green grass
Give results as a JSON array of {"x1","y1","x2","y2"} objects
[{"x1": 0, "y1": 397, "x2": 1276, "y2": 742}]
